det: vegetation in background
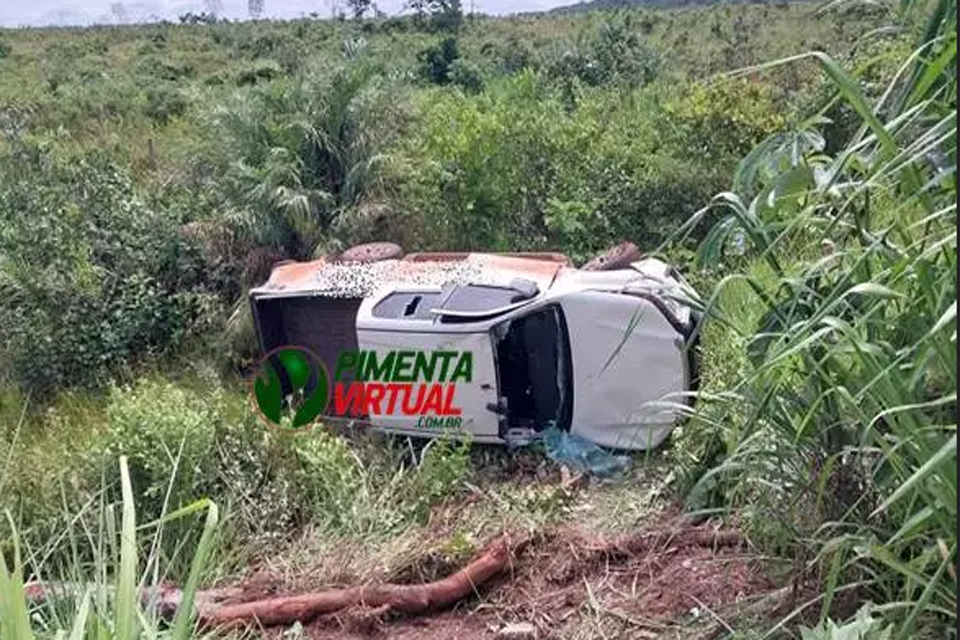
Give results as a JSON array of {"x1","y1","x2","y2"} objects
[{"x1": 0, "y1": 149, "x2": 221, "y2": 391}]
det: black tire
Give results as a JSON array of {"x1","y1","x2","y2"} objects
[
  {"x1": 581, "y1": 241, "x2": 642, "y2": 271},
  {"x1": 337, "y1": 242, "x2": 404, "y2": 264}
]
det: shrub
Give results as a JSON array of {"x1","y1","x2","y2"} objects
[
  {"x1": 663, "y1": 77, "x2": 787, "y2": 165},
  {"x1": 544, "y1": 14, "x2": 664, "y2": 89},
  {"x1": 235, "y1": 58, "x2": 282, "y2": 86},
  {"x1": 211, "y1": 66, "x2": 386, "y2": 259},
  {"x1": 135, "y1": 56, "x2": 195, "y2": 83},
  {"x1": 407, "y1": 436, "x2": 472, "y2": 517},
  {"x1": 143, "y1": 86, "x2": 189, "y2": 123},
  {"x1": 449, "y1": 58, "x2": 483, "y2": 93},
  {"x1": 386, "y1": 74, "x2": 727, "y2": 258},
  {"x1": 419, "y1": 36, "x2": 460, "y2": 85},
  {"x1": 481, "y1": 35, "x2": 534, "y2": 74},
  {"x1": 96, "y1": 379, "x2": 219, "y2": 521},
  {"x1": 0, "y1": 149, "x2": 214, "y2": 391},
  {"x1": 385, "y1": 71, "x2": 564, "y2": 250}
]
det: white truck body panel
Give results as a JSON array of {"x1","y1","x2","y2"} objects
[
  {"x1": 251, "y1": 254, "x2": 699, "y2": 451},
  {"x1": 557, "y1": 291, "x2": 687, "y2": 450},
  {"x1": 354, "y1": 329, "x2": 502, "y2": 442},
  {"x1": 352, "y1": 257, "x2": 696, "y2": 450}
]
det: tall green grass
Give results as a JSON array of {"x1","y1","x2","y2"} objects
[
  {"x1": 0, "y1": 456, "x2": 220, "y2": 640},
  {"x1": 685, "y1": 0, "x2": 956, "y2": 636}
]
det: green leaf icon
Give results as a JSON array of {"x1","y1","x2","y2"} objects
[{"x1": 253, "y1": 347, "x2": 329, "y2": 429}]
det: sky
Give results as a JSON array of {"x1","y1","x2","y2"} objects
[{"x1": 0, "y1": 0, "x2": 567, "y2": 27}]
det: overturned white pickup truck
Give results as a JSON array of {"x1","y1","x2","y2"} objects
[{"x1": 249, "y1": 243, "x2": 701, "y2": 450}]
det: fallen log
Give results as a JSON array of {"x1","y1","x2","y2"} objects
[
  {"x1": 599, "y1": 527, "x2": 746, "y2": 556},
  {"x1": 199, "y1": 533, "x2": 524, "y2": 628},
  {"x1": 19, "y1": 521, "x2": 739, "y2": 631},
  {"x1": 22, "y1": 534, "x2": 526, "y2": 630}
]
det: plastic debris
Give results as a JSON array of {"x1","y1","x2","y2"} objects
[{"x1": 540, "y1": 426, "x2": 630, "y2": 479}]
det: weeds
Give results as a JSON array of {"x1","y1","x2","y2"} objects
[
  {"x1": 684, "y1": 0, "x2": 957, "y2": 634},
  {"x1": 0, "y1": 456, "x2": 219, "y2": 640}
]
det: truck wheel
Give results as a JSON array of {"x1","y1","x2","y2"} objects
[
  {"x1": 337, "y1": 242, "x2": 404, "y2": 264},
  {"x1": 581, "y1": 242, "x2": 642, "y2": 271}
]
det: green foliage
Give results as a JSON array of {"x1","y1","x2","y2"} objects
[
  {"x1": 143, "y1": 86, "x2": 188, "y2": 123},
  {"x1": 0, "y1": 456, "x2": 220, "y2": 640},
  {"x1": 546, "y1": 14, "x2": 664, "y2": 89},
  {"x1": 419, "y1": 37, "x2": 461, "y2": 85},
  {"x1": 481, "y1": 35, "x2": 533, "y2": 75},
  {"x1": 284, "y1": 429, "x2": 472, "y2": 535},
  {"x1": 2, "y1": 375, "x2": 475, "y2": 571},
  {"x1": 234, "y1": 58, "x2": 281, "y2": 85},
  {"x1": 449, "y1": 58, "x2": 484, "y2": 93},
  {"x1": 211, "y1": 65, "x2": 391, "y2": 259},
  {"x1": 0, "y1": 149, "x2": 218, "y2": 391},
  {"x1": 419, "y1": 35, "x2": 483, "y2": 92},
  {"x1": 685, "y1": 1, "x2": 957, "y2": 634},
  {"x1": 663, "y1": 76, "x2": 788, "y2": 164},
  {"x1": 408, "y1": 436, "x2": 472, "y2": 514},
  {"x1": 388, "y1": 72, "x2": 751, "y2": 259},
  {"x1": 134, "y1": 56, "x2": 195, "y2": 82},
  {"x1": 387, "y1": 72, "x2": 565, "y2": 250},
  {"x1": 96, "y1": 380, "x2": 219, "y2": 521}
]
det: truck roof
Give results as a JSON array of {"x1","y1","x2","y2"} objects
[{"x1": 249, "y1": 253, "x2": 571, "y2": 300}]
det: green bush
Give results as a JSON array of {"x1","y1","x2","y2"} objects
[
  {"x1": 0, "y1": 149, "x2": 215, "y2": 391},
  {"x1": 408, "y1": 436, "x2": 472, "y2": 517},
  {"x1": 0, "y1": 387, "x2": 106, "y2": 531},
  {"x1": 135, "y1": 56, "x2": 195, "y2": 83},
  {"x1": 386, "y1": 73, "x2": 729, "y2": 258},
  {"x1": 386, "y1": 71, "x2": 564, "y2": 251},
  {"x1": 481, "y1": 35, "x2": 534, "y2": 74},
  {"x1": 143, "y1": 86, "x2": 189, "y2": 123},
  {"x1": 544, "y1": 14, "x2": 664, "y2": 89},
  {"x1": 449, "y1": 58, "x2": 484, "y2": 93},
  {"x1": 663, "y1": 77, "x2": 787, "y2": 165},
  {"x1": 419, "y1": 36, "x2": 460, "y2": 85},
  {"x1": 211, "y1": 66, "x2": 388, "y2": 259},
  {"x1": 235, "y1": 58, "x2": 282, "y2": 86},
  {"x1": 89, "y1": 378, "x2": 473, "y2": 542},
  {"x1": 96, "y1": 379, "x2": 219, "y2": 521}
]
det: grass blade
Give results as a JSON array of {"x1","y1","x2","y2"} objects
[{"x1": 115, "y1": 456, "x2": 139, "y2": 640}]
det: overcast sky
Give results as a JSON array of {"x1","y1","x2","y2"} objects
[{"x1": 0, "y1": 0, "x2": 567, "y2": 27}]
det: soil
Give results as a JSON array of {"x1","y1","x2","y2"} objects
[{"x1": 252, "y1": 512, "x2": 774, "y2": 640}]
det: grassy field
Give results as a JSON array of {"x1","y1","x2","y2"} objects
[{"x1": 0, "y1": 0, "x2": 955, "y2": 638}]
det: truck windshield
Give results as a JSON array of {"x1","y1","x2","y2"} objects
[{"x1": 492, "y1": 306, "x2": 573, "y2": 433}]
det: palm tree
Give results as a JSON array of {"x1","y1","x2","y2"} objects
[{"x1": 214, "y1": 64, "x2": 382, "y2": 260}]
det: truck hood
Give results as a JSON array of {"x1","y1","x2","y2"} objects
[{"x1": 559, "y1": 289, "x2": 689, "y2": 450}]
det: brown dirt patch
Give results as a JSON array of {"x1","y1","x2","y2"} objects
[
  {"x1": 486, "y1": 521, "x2": 771, "y2": 629},
  {"x1": 255, "y1": 513, "x2": 774, "y2": 639}
]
